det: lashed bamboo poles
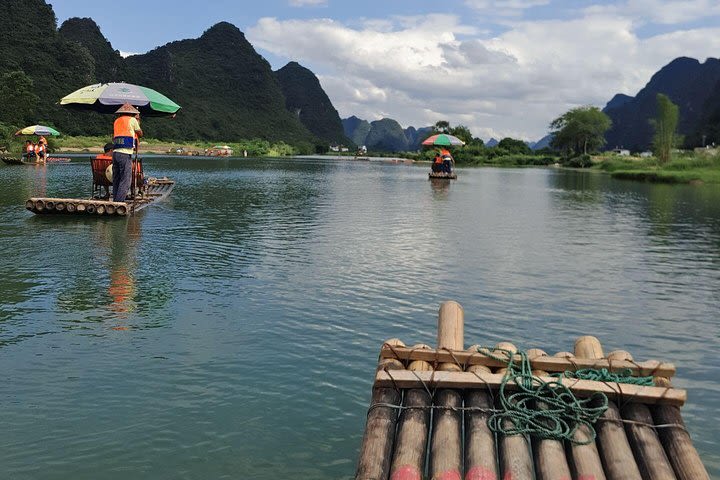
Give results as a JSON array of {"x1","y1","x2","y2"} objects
[
  {"x1": 594, "y1": 350, "x2": 643, "y2": 480},
  {"x1": 430, "y1": 301, "x2": 464, "y2": 480},
  {"x1": 567, "y1": 336, "x2": 607, "y2": 480},
  {"x1": 495, "y1": 342, "x2": 534, "y2": 480},
  {"x1": 652, "y1": 403, "x2": 709, "y2": 480},
  {"x1": 464, "y1": 345, "x2": 498, "y2": 480},
  {"x1": 389, "y1": 344, "x2": 434, "y2": 480},
  {"x1": 355, "y1": 339, "x2": 405, "y2": 480},
  {"x1": 530, "y1": 349, "x2": 572, "y2": 480}
]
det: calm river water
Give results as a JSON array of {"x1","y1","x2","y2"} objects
[{"x1": 1, "y1": 157, "x2": 718, "y2": 479}]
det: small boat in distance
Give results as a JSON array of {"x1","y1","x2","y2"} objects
[{"x1": 2, "y1": 156, "x2": 72, "y2": 165}]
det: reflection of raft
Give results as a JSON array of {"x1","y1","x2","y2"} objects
[
  {"x1": 26, "y1": 178, "x2": 175, "y2": 217},
  {"x1": 2, "y1": 156, "x2": 72, "y2": 165},
  {"x1": 355, "y1": 301, "x2": 709, "y2": 480},
  {"x1": 429, "y1": 171, "x2": 457, "y2": 180}
]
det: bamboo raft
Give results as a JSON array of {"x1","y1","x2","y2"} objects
[
  {"x1": 26, "y1": 178, "x2": 175, "y2": 217},
  {"x1": 429, "y1": 172, "x2": 457, "y2": 180},
  {"x1": 2, "y1": 156, "x2": 72, "y2": 165},
  {"x1": 355, "y1": 301, "x2": 710, "y2": 480}
]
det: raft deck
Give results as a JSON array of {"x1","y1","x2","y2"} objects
[
  {"x1": 26, "y1": 178, "x2": 175, "y2": 217},
  {"x1": 355, "y1": 301, "x2": 709, "y2": 480},
  {"x1": 429, "y1": 172, "x2": 457, "y2": 180}
]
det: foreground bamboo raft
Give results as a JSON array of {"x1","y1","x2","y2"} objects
[
  {"x1": 26, "y1": 178, "x2": 175, "y2": 217},
  {"x1": 355, "y1": 301, "x2": 709, "y2": 480}
]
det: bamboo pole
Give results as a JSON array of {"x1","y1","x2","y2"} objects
[
  {"x1": 45, "y1": 200, "x2": 55, "y2": 210},
  {"x1": 622, "y1": 403, "x2": 677, "y2": 480},
  {"x1": 594, "y1": 350, "x2": 642, "y2": 480},
  {"x1": 495, "y1": 342, "x2": 534, "y2": 480},
  {"x1": 430, "y1": 301, "x2": 464, "y2": 480},
  {"x1": 96, "y1": 205, "x2": 106, "y2": 215},
  {"x1": 55, "y1": 202, "x2": 65, "y2": 212},
  {"x1": 652, "y1": 404, "x2": 709, "y2": 480},
  {"x1": 86, "y1": 204, "x2": 96, "y2": 214},
  {"x1": 106, "y1": 204, "x2": 116, "y2": 215},
  {"x1": 356, "y1": 339, "x2": 405, "y2": 480},
  {"x1": 390, "y1": 344, "x2": 433, "y2": 480},
  {"x1": 116, "y1": 205, "x2": 127, "y2": 216},
  {"x1": 25, "y1": 200, "x2": 34, "y2": 210},
  {"x1": 66, "y1": 203, "x2": 76, "y2": 213},
  {"x1": 568, "y1": 336, "x2": 607, "y2": 480},
  {"x1": 530, "y1": 349, "x2": 572, "y2": 480},
  {"x1": 76, "y1": 203, "x2": 86, "y2": 213},
  {"x1": 464, "y1": 345, "x2": 498, "y2": 480}
]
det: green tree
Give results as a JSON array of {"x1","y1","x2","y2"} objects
[
  {"x1": 434, "y1": 120, "x2": 450, "y2": 133},
  {"x1": 550, "y1": 106, "x2": 611, "y2": 157},
  {"x1": 497, "y1": 137, "x2": 532, "y2": 155},
  {"x1": 449, "y1": 124, "x2": 473, "y2": 144},
  {"x1": 651, "y1": 94, "x2": 680, "y2": 164},
  {"x1": 0, "y1": 71, "x2": 39, "y2": 126}
]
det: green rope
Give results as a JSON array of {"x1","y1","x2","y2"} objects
[
  {"x1": 555, "y1": 368, "x2": 655, "y2": 386},
  {"x1": 480, "y1": 347, "x2": 608, "y2": 445}
]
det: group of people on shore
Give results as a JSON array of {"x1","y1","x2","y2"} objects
[
  {"x1": 431, "y1": 148, "x2": 454, "y2": 174},
  {"x1": 23, "y1": 136, "x2": 48, "y2": 163}
]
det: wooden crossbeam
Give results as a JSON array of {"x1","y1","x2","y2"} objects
[
  {"x1": 374, "y1": 370, "x2": 686, "y2": 406},
  {"x1": 379, "y1": 345, "x2": 676, "y2": 378}
]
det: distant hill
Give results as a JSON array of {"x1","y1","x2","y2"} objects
[
  {"x1": 486, "y1": 138, "x2": 499, "y2": 147},
  {"x1": 0, "y1": 1, "x2": 348, "y2": 146},
  {"x1": 342, "y1": 116, "x2": 371, "y2": 146},
  {"x1": 275, "y1": 61, "x2": 349, "y2": 145},
  {"x1": 125, "y1": 22, "x2": 314, "y2": 142},
  {"x1": 531, "y1": 134, "x2": 554, "y2": 150},
  {"x1": 603, "y1": 57, "x2": 720, "y2": 150},
  {"x1": 365, "y1": 118, "x2": 409, "y2": 152},
  {"x1": 405, "y1": 126, "x2": 433, "y2": 150},
  {"x1": 58, "y1": 17, "x2": 129, "y2": 83}
]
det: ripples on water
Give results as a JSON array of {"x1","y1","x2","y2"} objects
[{"x1": 0, "y1": 158, "x2": 718, "y2": 478}]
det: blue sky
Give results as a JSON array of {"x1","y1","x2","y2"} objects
[{"x1": 51, "y1": 0, "x2": 720, "y2": 140}]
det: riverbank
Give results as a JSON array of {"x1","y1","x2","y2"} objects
[
  {"x1": 594, "y1": 152, "x2": 720, "y2": 184},
  {"x1": 53, "y1": 136, "x2": 298, "y2": 156}
]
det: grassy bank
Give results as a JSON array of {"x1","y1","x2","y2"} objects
[
  {"x1": 52, "y1": 136, "x2": 301, "y2": 157},
  {"x1": 594, "y1": 151, "x2": 720, "y2": 184}
]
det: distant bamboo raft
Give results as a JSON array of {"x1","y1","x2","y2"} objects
[
  {"x1": 355, "y1": 301, "x2": 709, "y2": 480},
  {"x1": 26, "y1": 178, "x2": 175, "y2": 217}
]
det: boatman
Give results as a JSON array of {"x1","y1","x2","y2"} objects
[{"x1": 112, "y1": 103, "x2": 143, "y2": 202}]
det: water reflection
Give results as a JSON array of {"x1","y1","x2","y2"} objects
[{"x1": 429, "y1": 177, "x2": 451, "y2": 198}]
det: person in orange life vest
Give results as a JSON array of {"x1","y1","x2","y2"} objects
[
  {"x1": 112, "y1": 103, "x2": 143, "y2": 202},
  {"x1": 38, "y1": 135, "x2": 48, "y2": 162},
  {"x1": 24, "y1": 140, "x2": 36, "y2": 161},
  {"x1": 432, "y1": 152, "x2": 443, "y2": 173},
  {"x1": 440, "y1": 148, "x2": 453, "y2": 173},
  {"x1": 36, "y1": 142, "x2": 46, "y2": 163}
]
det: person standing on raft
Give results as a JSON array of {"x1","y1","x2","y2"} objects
[{"x1": 112, "y1": 103, "x2": 143, "y2": 202}]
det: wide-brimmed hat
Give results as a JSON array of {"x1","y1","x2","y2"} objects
[{"x1": 115, "y1": 103, "x2": 140, "y2": 115}]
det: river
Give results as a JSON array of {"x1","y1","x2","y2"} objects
[{"x1": 1, "y1": 157, "x2": 718, "y2": 479}]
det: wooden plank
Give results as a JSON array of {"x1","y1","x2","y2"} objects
[
  {"x1": 373, "y1": 370, "x2": 686, "y2": 406},
  {"x1": 378, "y1": 345, "x2": 675, "y2": 378}
]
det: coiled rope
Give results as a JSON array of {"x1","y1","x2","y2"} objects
[{"x1": 481, "y1": 347, "x2": 609, "y2": 444}]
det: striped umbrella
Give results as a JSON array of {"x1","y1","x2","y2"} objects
[
  {"x1": 15, "y1": 125, "x2": 60, "y2": 136},
  {"x1": 60, "y1": 82, "x2": 181, "y2": 116},
  {"x1": 422, "y1": 134, "x2": 466, "y2": 147}
]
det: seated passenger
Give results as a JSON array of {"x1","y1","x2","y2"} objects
[
  {"x1": 432, "y1": 153, "x2": 443, "y2": 173},
  {"x1": 24, "y1": 140, "x2": 36, "y2": 161},
  {"x1": 36, "y1": 142, "x2": 46, "y2": 163}
]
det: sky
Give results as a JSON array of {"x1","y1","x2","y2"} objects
[{"x1": 52, "y1": 0, "x2": 720, "y2": 141}]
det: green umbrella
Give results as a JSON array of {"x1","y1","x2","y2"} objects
[
  {"x1": 60, "y1": 82, "x2": 181, "y2": 116},
  {"x1": 422, "y1": 134, "x2": 466, "y2": 147},
  {"x1": 15, "y1": 125, "x2": 60, "y2": 136}
]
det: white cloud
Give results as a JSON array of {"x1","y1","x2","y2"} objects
[
  {"x1": 465, "y1": 0, "x2": 551, "y2": 17},
  {"x1": 585, "y1": 0, "x2": 720, "y2": 25},
  {"x1": 119, "y1": 50, "x2": 140, "y2": 58},
  {"x1": 289, "y1": 0, "x2": 327, "y2": 6},
  {"x1": 248, "y1": 7, "x2": 720, "y2": 141}
]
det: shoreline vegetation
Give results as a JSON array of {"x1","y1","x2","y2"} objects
[{"x1": 13, "y1": 135, "x2": 720, "y2": 185}]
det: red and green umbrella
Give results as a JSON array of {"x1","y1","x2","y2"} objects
[
  {"x1": 422, "y1": 134, "x2": 466, "y2": 147},
  {"x1": 15, "y1": 125, "x2": 61, "y2": 136},
  {"x1": 60, "y1": 82, "x2": 181, "y2": 116}
]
